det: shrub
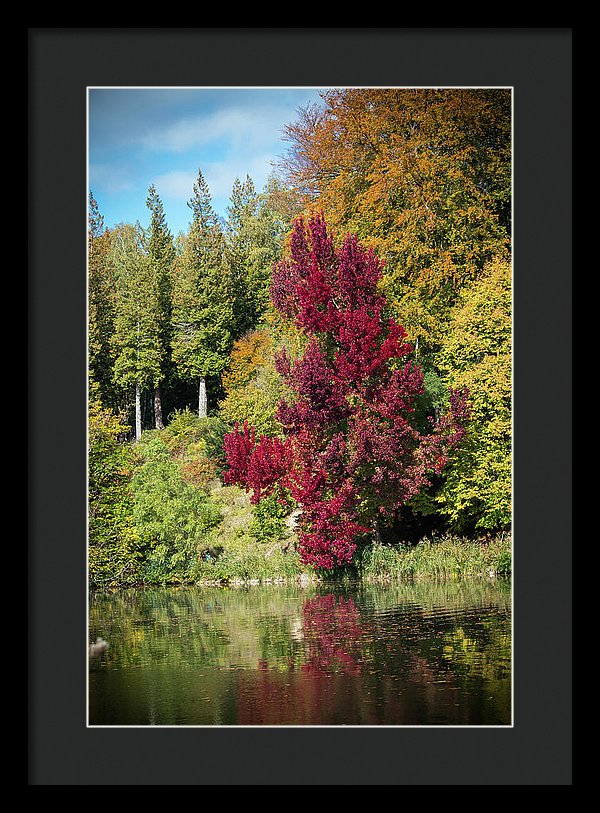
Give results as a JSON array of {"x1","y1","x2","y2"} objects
[
  {"x1": 164, "y1": 409, "x2": 227, "y2": 460},
  {"x1": 88, "y1": 401, "x2": 142, "y2": 586},
  {"x1": 248, "y1": 489, "x2": 294, "y2": 542},
  {"x1": 131, "y1": 433, "x2": 222, "y2": 582}
]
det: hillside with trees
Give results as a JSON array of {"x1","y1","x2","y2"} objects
[{"x1": 88, "y1": 88, "x2": 512, "y2": 587}]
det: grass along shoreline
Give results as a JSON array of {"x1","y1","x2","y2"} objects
[
  {"x1": 89, "y1": 417, "x2": 512, "y2": 590},
  {"x1": 194, "y1": 484, "x2": 512, "y2": 586},
  {"x1": 358, "y1": 533, "x2": 511, "y2": 583},
  {"x1": 93, "y1": 532, "x2": 511, "y2": 589}
]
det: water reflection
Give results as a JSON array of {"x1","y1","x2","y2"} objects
[
  {"x1": 89, "y1": 581, "x2": 511, "y2": 726},
  {"x1": 302, "y1": 594, "x2": 363, "y2": 675}
]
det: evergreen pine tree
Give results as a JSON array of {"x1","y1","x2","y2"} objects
[
  {"x1": 171, "y1": 170, "x2": 233, "y2": 418},
  {"x1": 225, "y1": 175, "x2": 283, "y2": 338},
  {"x1": 88, "y1": 193, "x2": 116, "y2": 408},
  {"x1": 146, "y1": 184, "x2": 175, "y2": 428},
  {"x1": 110, "y1": 223, "x2": 163, "y2": 440}
]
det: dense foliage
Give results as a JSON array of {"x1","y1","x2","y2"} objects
[
  {"x1": 223, "y1": 215, "x2": 469, "y2": 570},
  {"x1": 130, "y1": 433, "x2": 222, "y2": 582},
  {"x1": 279, "y1": 88, "x2": 511, "y2": 352},
  {"x1": 218, "y1": 329, "x2": 291, "y2": 438},
  {"x1": 434, "y1": 256, "x2": 512, "y2": 530},
  {"x1": 278, "y1": 87, "x2": 513, "y2": 534},
  {"x1": 88, "y1": 401, "x2": 141, "y2": 586},
  {"x1": 88, "y1": 88, "x2": 512, "y2": 586}
]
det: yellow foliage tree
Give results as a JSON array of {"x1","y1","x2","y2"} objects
[
  {"x1": 434, "y1": 256, "x2": 512, "y2": 530},
  {"x1": 280, "y1": 88, "x2": 511, "y2": 352}
]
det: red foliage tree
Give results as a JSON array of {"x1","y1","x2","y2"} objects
[{"x1": 224, "y1": 214, "x2": 468, "y2": 570}]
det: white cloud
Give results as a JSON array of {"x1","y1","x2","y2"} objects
[
  {"x1": 153, "y1": 170, "x2": 198, "y2": 200},
  {"x1": 140, "y1": 103, "x2": 290, "y2": 154},
  {"x1": 89, "y1": 162, "x2": 134, "y2": 194},
  {"x1": 153, "y1": 153, "x2": 275, "y2": 206}
]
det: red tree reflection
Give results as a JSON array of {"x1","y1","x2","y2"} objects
[
  {"x1": 237, "y1": 593, "x2": 367, "y2": 725},
  {"x1": 234, "y1": 592, "x2": 490, "y2": 725},
  {"x1": 301, "y1": 593, "x2": 363, "y2": 676}
]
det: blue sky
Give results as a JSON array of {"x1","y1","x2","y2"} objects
[{"x1": 88, "y1": 87, "x2": 327, "y2": 237}]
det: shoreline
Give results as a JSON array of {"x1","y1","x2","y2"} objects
[{"x1": 89, "y1": 533, "x2": 512, "y2": 590}]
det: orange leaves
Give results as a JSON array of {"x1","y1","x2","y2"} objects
[
  {"x1": 280, "y1": 88, "x2": 511, "y2": 317},
  {"x1": 180, "y1": 457, "x2": 218, "y2": 489},
  {"x1": 221, "y1": 330, "x2": 273, "y2": 395}
]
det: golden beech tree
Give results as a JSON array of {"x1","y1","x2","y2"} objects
[{"x1": 280, "y1": 88, "x2": 511, "y2": 353}]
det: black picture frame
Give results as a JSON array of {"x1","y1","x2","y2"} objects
[{"x1": 29, "y1": 28, "x2": 572, "y2": 786}]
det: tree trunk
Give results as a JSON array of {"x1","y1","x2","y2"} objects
[
  {"x1": 198, "y1": 377, "x2": 207, "y2": 419},
  {"x1": 371, "y1": 517, "x2": 382, "y2": 545},
  {"x1": 135, "y1": 382, "x2": 142, "y2": 441},
  {"x1": 154, "y1": 386, "x2": 164, "y2": 430}
]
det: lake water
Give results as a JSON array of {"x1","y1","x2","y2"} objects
[{"x1": 88, "y1": 580, "x2": 511, "y2": 726}]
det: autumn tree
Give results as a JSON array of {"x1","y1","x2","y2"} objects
[
  {"x1": 171, "y1": 170, "x2": 233, "y2": 418},
  {"x1": 279, "y1": 88, "x2": 511, "y2": 354},
  {"x1": 219, "y1": 329, "x2": 289, "y2": 438},
  {"x1": 146, "y1": 184, "x2": 175, "y2": 428},
  {"x1": 223, "y1": 215, "x2": 468, "y2": 570},
  {"x1": 433, "y1": 256, "x2": 512, "y2": 531},
  {"x1": 276, "y1": 88, "x2": 512, "y2": 535}
]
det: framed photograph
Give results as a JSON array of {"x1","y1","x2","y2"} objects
[{"x1": 30, "y1": 28, "x2": 572, "y2": 786}]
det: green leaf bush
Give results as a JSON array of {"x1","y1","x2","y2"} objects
[{"x1": 131, "y1": 433, "x2": 222, "y2": 582}]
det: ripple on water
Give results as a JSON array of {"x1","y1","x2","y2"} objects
[{"x1": 88, "y1": 581, "x2": 512, "y2": 726}]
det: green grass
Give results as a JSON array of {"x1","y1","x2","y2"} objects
[
  {"x1": 193, "y1": 548, "x2": 308, "y2": 585},
  {"x1": 208, "y1": 486, "x2": 511, "y2": 584},
  {"x1": 190, "y1": 483, "x2": 314, "y2": 584},
  {"x1": 100, "y1": 477, "x2": 512, "y2": 586},
  {"x1": 358, "y1": 533, "x2": 511, "y2": 582}
]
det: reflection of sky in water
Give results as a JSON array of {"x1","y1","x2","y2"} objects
[{"x1": 89, "y1": 581, "x2": 511, "y2": 726}]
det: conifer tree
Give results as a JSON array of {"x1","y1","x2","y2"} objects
[
  {"x1": 225, "y1": 175, "x2": 257, "y2": 338},
  {"x1": 88, "y1": 191, "x2": 105, "y2": 246},
  {"x1": 110, "y1": 223, "x2": 163, "y2": 440},
  {"x1": 88, "y1": 193, "x2": 116, "y2": 407},
  {"x1": 225, "y1": 175, "x2": 283, "y2": 338},
  {"x1": 171, "y1": 170, "x2": 233, "y2": 418},
  {"x1": 146, "y1": 185, "x2": 175, "y2": 428}
]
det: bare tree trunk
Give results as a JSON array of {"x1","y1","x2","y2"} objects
[
  {"x1": 135, "y1": 382, "x2": 142, "y2": 441},
  {"x1": 198, "y1": 377, "x2": 207, "y2": 419},
  {"x1": 154, "y1": 386, "x2": 164, "y2": 429}
]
